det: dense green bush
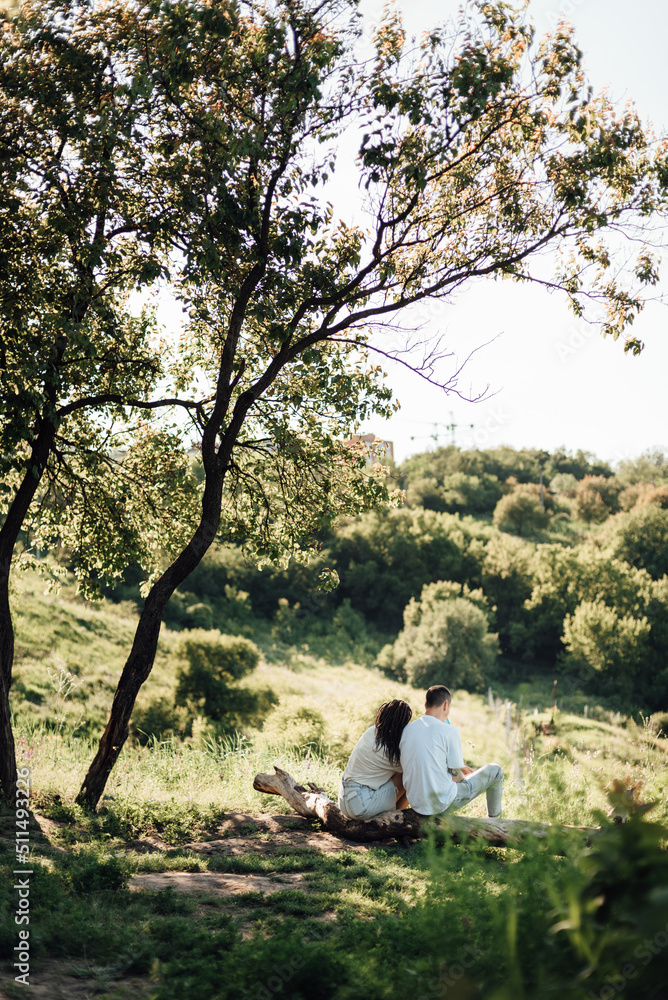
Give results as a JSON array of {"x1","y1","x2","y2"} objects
[
  {"x1": 562, "y1": 599, "x2": 651, "y2": 700},
  {"x1": 616, "y1": 447, "x2": 668, "y2": 487},
  {"x1": 601, "y1": 503, "x2": 668, "y2": 579},
  {"x1": 329, "y1": 508, "x2": 489, "y2": 630},
  {"x1": 509, "y1": 545, "x2": 654, "y2": 664},
  {"x1": 572, "y1": 473, "x2": 622, "y2": 523},
  {"x1": 407, "y1": 471, "x2": 502, "y2": 514},
  {"x1": 549, "y1": 471, "x2": 578, "y2": 497},
  {"x1": 131, "y1": 696, "x2": 190, "y2": 744},
  {"x1": 400, "y1": 443, "x2": 599, "y2": 488},
  {"x1": 173, "y1": 629, "x2": 269, "y2": 733},
  {"x1": 493, "y1": 487, "x2": 550, "y2": 537},
  {"x1": 163, "y1": 545, "x2": 260, "y2": 632},
  {"x1": 259, "y1": 695, "x2": 327, "y2": 754},
  {"x1": 377, "y1": 581, "x2": 498, "y2": 690},
  {"x1": 480, "y1": 532, "x2": 535, "y2": 656},
  {"x1": 544, "y1": 446, "x2": 613, "y2": 482}
]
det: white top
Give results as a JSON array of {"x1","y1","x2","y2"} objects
[
  {"x1": 342, "y1": 725, "x2": 402, "y2": 789},
  {"x1": 399, "y1": 715, "x2": 465, "y2": 815}
]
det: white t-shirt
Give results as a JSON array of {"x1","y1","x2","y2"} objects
[
  {"x1": 399, "y1": 715, "x2": 465, "y2": 815},
  {"x1": 342, "y1": 726, "x2": 402, "y2": 789}
]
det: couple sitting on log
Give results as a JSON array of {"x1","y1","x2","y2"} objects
[{"x1": 338, "y1": 685, "x2": 503, "y2": 820}]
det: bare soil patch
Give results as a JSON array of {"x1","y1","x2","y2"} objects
[
  {"x1": 129, "y1": 869, "x2": 306, "y2": 896},
  {"x1": 124, "y1": 812, "x2": 375, "y2": 857},
  {"x1": 0, "y1": 960, "x2": 153, "y2": 1000}
]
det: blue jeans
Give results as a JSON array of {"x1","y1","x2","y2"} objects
[
  {"x1": 443, "y1": 763, "x2": 503, "y2": 818},
  {"x1": 338, "y1": 778, "x2": 397, "y2": 819}
]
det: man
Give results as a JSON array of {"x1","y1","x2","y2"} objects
[{"x1": 399, "y1": 684, "x2": 503, "y2": 817}]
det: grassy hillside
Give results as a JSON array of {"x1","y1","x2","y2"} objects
[
  {"x1": 2, "y1": 573, "x2": 668, "y2": 1000},
  {"x1": 8, "y1": 569, "x2": 668, "y2": 831}
]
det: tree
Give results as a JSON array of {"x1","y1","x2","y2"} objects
[
  {"x1": 408, "y1": 470, "x2": 502, "y2": 514},
  {"x1": 601, "y1": 505, "x2": 668, "y2": 579},
  {"x1": 327, "y1": 508, "x2": 489, "y2": 629},
  {"x1": 511, "y1": 544, "x2": 654, "y2": 664},
  {"x1": 493, "y1": 487, "x2": 550, "y2": 537},
  {"x1": 562, "y1": 600, "x2": 651, "y2": 701},
  {"x1": 2, "y1": 0, "x2": 665, "y2": 806},
  {"x1": 616, "y1": 449, "x2": 668, "y2": 488},
  {"x1": 0, "y1": 1, "x2": 211, "y2": 799},
  {"x1": 618, "y1": 482, "x2": 668, "y2": 512},
  {"x1": 572, "y1": 474, "x2": 621, "y2": 523},
  {"x1": 68, "y1": 0, "x2": 668, "y2": 806},
  {"x1": 377, "y1": 581, "x2": 498, "y2": 690},
  {"x1": 0, "y1": 0, "x2": 394, "y2": 801},
  {"x1": 480, "y1": 531, "x2": 534, "y2": 656},
  {"x1": 544, "y1": 448, "x2": 612, "y2": 482}
]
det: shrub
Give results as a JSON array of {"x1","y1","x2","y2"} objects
[
  {"x1": 173, "y1": 630, "x2": 266, "y2": 732},
  {"x1": 259, "y1": 695, "x2": 327, "y2": 755},
  {"x1": 407, "y1": 471, "x2": 502, "y2": 514},
  {"x1": 509, "y1": 544, "x2": 654, "y2": 665},
  {"x1": 562, "y1": 599, "x2": 651, "y2": 700},
  {"x1": 618, "y1": 481, "x2": 668, "y2": 511},
  {"x1": 328, "y1": 507, "x2": 489, "y2": 630},
  {"x1": 270, "y1": 597, "x2": 308, "y2": 646},
  {"x1": 379, "y1": 581, "x2": 498, "y2": 691},
  {"x1": 649, "y1": 711, "x2": 668, "y2": 736},
  {"x1": 481, "y1": 532, "x2": 535, "y2": 655},
  {"x1": 132, "y1": 696, "x2": 189, "y2": 744},
  {"x1": 59, "y1": 847, "x2": 130, "y2": 895},
  {"x1": 549, "y1": 471, "x2": 578, "y2": 497}
]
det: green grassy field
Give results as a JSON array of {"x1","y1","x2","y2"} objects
[{"x1": 2, "y1": 572, "x2": 668, "y2": 999}]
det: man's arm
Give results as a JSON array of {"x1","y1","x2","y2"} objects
[
  {"x1": 445, "y1": 728, "x2": 473, "y2": 781},
  {"x1": 448, "y1": 766, "x2": 474, "y2": 782}
]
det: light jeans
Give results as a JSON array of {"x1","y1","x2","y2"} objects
[
  {"x1": 338, "y1": 778, "x2": 397, "y2": 819},
  {"x1": 443, "y1": 763, "x2": 503, "y2": 818}
]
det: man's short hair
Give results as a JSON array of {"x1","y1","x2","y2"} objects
[{"x1": 425, "y1": 685, "x2": 451, "y2": 708}]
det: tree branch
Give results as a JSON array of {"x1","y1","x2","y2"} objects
[{"x1": 57, "y1": 394, "x2": 205, "y2": 418}]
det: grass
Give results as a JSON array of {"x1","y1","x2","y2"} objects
[
  {"x1": 3, "y1": 808, "x2": 668, "y2": 1000},
  {"x1": 2, "y1": 570, "x2": 668, "y2": 999}
]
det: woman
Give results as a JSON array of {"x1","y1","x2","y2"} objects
[{"x1": 338, "y1": 699, "x2": 413, "y2": 820}]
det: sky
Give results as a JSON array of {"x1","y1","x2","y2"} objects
[{"x1": 348, "y1": 0, "x2": 668, "y2": 466}]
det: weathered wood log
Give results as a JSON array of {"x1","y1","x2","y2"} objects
[{"x1": 253, "y1": 766, "x2": 598, "y2": 850}]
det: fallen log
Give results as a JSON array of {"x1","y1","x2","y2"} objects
[{"x1": 253, "y1": 766, "x2": 598, "y2": 850}]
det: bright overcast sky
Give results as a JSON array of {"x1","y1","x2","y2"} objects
[{"x1": 352, "y1": 0, "x2": 668, "y2": 466}]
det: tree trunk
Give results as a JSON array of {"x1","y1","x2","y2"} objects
[
  {"x1": 253, "y1": 767, "x2": 598, "y2": 850},
  {"x1": 0, "y1": 426, "x2": 57, "y2": 802},
  {"x1": 0, "y1": 555, "x2": 17, "y2": 801},
  {"x1": 0, "y1": 668, "x2": 16, "y2": 802},
  {"x1": 76, "y1": 518, "x2": 219, "y2": 810}
]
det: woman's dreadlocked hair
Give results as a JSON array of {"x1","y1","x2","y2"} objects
[{"x1": 374, "y1": 700, "x2": 413, "y2": 768}]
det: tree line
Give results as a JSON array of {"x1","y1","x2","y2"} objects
[{"x1": 132, "y1": 445, "x2": 668, "y2": 715}]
